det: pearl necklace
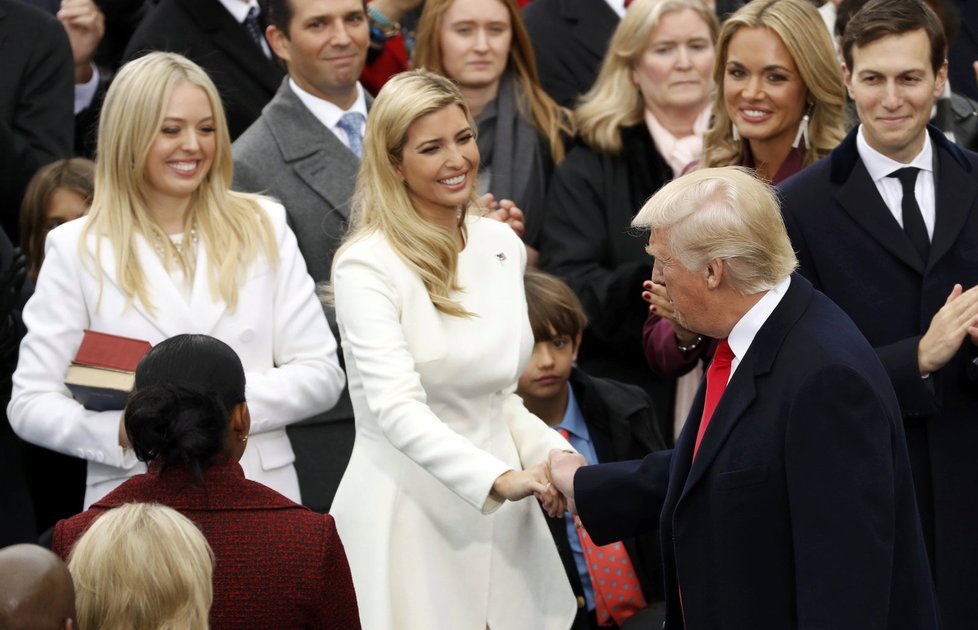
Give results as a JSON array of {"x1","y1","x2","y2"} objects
[{"x1": 154, "y1": 223, "x2": 199, "y2": 259}]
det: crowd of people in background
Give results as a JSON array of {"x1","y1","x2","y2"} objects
[{"x1": 1, "y1": 0, "x2": 977, "y2": 628}]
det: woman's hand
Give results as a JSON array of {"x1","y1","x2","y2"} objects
[
  {"x1": 491, "y1": 463, "x2": 550, "y2": 502},
  {"x1": 479, "y1": 193, "x2": 526, "y2": 238},
  {"x1": 642, "y1": 279, "x2": 699, "y2": 345}
]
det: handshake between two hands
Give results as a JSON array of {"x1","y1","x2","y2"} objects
[{"x1": 492, "y1": 450, "x2": 589, "y2": 518}]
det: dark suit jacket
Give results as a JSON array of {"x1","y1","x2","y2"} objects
[
  {"x1": 232, "y1": 79, "x2": 368, "y2": 512},
  {"x1": 123, "y1": 0, "x2": 284, "y2": 140},
  {"x1": 780, "y1": 126, "x2": 978, "y2": 630},
  {"x1": 544, "y1": 368, "x2": 665, "y2": 627},
  {"x1": 522, "y1": 0, "x2": 618, "y2": 108},
  {"x1": 948, "y1": 0, "x2": 978, "y2": 103},
  {"x1": 0, "y1": 0, "x2": 73, "y2": 242},
  {"x1": 540, "y1": 125, "x2": 673, "y2": 429},
  {"x1": 53, "y1": 460, "x2": 361, "y2": 629},
  {"x1": 574, "y1": 276, "x2": 939, "y2": 630}
]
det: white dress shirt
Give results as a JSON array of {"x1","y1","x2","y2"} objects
[
  {"x1": 216, "y1": 0, "x2": 272, "y2": 58},
  {"x1": 726, "y1": 276, "x2": 792, "y2": 381},
  {"x1": 290, "y1": 79, "x2": 369, "y2": 151},
  {"x1": 856, "y1": 125, "x2": 936, "y2": 240},
  {"x1": 603, "y1": 0, "x2": 627, "y2": 18}
]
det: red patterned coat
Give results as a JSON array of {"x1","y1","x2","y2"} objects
[{"x1": 53, "y1": 460, "x2": 360, "y2": 629}]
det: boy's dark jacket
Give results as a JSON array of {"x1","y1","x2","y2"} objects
[{"x1": 543, "y1": 367, "x2": 667, "y2": 628}]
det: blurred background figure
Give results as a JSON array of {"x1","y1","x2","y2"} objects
[
  {"x1": 414, "y1": 0, "x2": 573, "y2": 256},
  {"x1": 643, "y1": 0, "x2": 847, "y2": 432},
  {"x1": 19, "y1": 158, "x2": 94, "y2": 283},
  {"x1": 0, "y1": 543, "x2": 76, "y2": 630},
  {"x1": 53, "y1": 334, "x2": 360, "y2": 629},
  {"x1": 9, "y1": 52, "x2": 343, "y2": 508},
  {"x1": 330, "y1": 69, "x2": 575, "y2": 629},
  {"x1": 66, "y1": 503, "x2": 212, "y2": 630},
  {"x1": 362, "y1": 0, "x2": 425, "y2": 95},
  {"x1": 123, "y1": 0, "x2": 285, "y2": 139},
  {"x1": 540, "y1": 0, "x2": 719, "y2": 442},
  {"x1": 0, "y1": 0, "x2": 73, "y2": 244}
]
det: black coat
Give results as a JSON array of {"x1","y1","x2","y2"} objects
[
  {"x1": 575, "y1": 276, "x2": 939, "y2": 630},
  {"x1": 522, "y1": 0, "x2": 618, "y2": 108},
  {"x1": 0, "y1": 0, "x2": 73, "y2": 242},
  {"x1": 123, "y1": 0, "x2": 284, "y2": 140},
  {"x1": 544, "y1": 368, "x2": 666, "y2": 628},
  {"x1": 781, "y1": 126, "x2": 978, "y2": 630},
  {"x1": 540, "y1": 125, "x2": 673, "y2": 423}
]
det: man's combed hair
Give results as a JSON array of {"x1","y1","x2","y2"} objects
[
  {"x1": 633, "y1": 166, "x2": 797, "y2": 295},
  {"x1": 841, "y1": 0, "x2": 947, "y2": 74}
]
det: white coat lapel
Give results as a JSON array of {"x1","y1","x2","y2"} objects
[{"x1": 186, "y1": 239, "x2": 229, "y2": 335}]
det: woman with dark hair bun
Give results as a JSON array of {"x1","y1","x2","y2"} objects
[{"x1": 52, "y1": 334, "x2": 361, "y2": 630}]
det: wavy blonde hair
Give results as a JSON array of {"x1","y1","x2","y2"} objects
[
  {"x1": 575, "y1": 0, "x2": 719, "y2": 154},
  {"x1": 336, "y1": 70, "x2": 480, "y2": 318},
  {"x1": 82, "y1": 52, "x2": 277, "y2": 314},
  {"x1": 702, "y1": 0, "x2": 846, "y2": 169},
  {"x1": 413, "y1": 0, "x2": 573, "y2": 163},
  {"x1": 68, "y1": 503, "x2": 213, "y2": 630}
]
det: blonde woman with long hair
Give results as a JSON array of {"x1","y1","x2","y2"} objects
[
  {"x1": 330, "y1": 69, "x2": 576, "y2": 630},
  {"x1": 540, "y1": 0, "x2": 719, "y2": 441},
  {"x1": 413, "y1": 0, "x2": 572, "y2": 252},
  {"x1": 8, "y1": 52, "x2": 344, "y2": 508},
  {"x1": 701, "y1": 0, "x2": 846, "y2": 181}
]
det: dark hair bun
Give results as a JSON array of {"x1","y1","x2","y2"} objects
[{"x1": 125, "y1": 383, "x2": 230, "y2": 478}]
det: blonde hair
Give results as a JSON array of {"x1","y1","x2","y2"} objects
[
  {"x1": 632, "y1": 166, "x2": 797, "y2": 295},
  {"x1": 68, "y1": 503, "x2": 214, "y2": 630},
  {"x1": 83, "y1": 52, "x2": 277, "y2": 314},
  {"x1": 702, "y1": 0, "x2": 846, "y2": 169},
  {"x1": 576, "y1": 0, "x2": 719, "y2": 154},
  {"x1": 413, "y1": 0, "x2": 573, "y2": 163},
  {"x1": 336, "y1": 70, "x2": 478, "y2": 318}
]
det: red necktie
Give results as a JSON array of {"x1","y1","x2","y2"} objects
[
  {"x1": 558, "y1": 429, "x2": 647, "y2": 626},
  {"x1": 692, "y1": 339, "x2": 734, "y2": 459}
]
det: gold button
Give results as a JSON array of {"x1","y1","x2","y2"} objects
[{"x1": 576, "y1": 596, "x2": 586, "y2": 609}]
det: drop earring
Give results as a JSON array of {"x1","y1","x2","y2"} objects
[
  {"x1": 732, "y1": 123, "x2": 740, "y2": 141},
  {"x1": 792, "y1": 103, "x2": 814, "y2": 149}
]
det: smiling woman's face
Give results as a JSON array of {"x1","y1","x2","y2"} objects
[{"x1": 397, "y1": 104, "x2": 480, "y2": 223}]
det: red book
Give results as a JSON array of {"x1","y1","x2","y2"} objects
[
  {"x1": 66, "y1": 330, "x2": 152, "y2": 411},
  {"x1": 72, "y1": 330, "x2": 152, "y2": 372}
]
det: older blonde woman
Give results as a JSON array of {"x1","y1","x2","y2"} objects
[
  {"x1": 8, "y1": 52, "x2": 344, "y2": 507},
  {"x1": 330, "y1": 69, "x2": 575, "y2": 630},
  {"x1": 539, "y1": 0, "x2": 719, "y2": 441}
]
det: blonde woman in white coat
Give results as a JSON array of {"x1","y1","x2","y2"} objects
[
  {"x1": 330, "y1": 69, "x2": 577, "y2": 630},
  {"x1": 8, "y1": 52, "x2": 344, "y2": 508}
]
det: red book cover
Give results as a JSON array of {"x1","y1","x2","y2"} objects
[{"x1": 72, "y1": 330, "x2": 152, "y2": 372}]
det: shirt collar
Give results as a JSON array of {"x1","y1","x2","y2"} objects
[
  {"x1": 216, "y1": 0, "x2": 260, "y2": 24},
  {"x1": 856, "y1": 124, "x2": 933, "y2": 184},
  {"x1": 289, "y1": 78, "x2": 368, "y2": 130},
  {"x1": 727, "y1": 276, "x2": 791, "y2": 365},
  {"x1": 555, "y1": 383, "x2": 589, "y2": 441}
]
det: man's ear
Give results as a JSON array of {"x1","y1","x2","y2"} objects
[
  {"x1": 267, "y1": 25, "x2": 290, "y2": 64},
  {"x1": 571, "y1": 331, "x2": 583, "y2": 362},
  {"x1": 842, "y1": 62, "x2": 855, "y2": 100},
  {"x1": 705, "y1": 258, "x2": 724, "y2": 289}
]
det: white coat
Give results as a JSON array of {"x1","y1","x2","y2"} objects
[
  {"x1": 331, "y1": 216, "x2": 576, "y2": 630},
  {"x1": 8, "y1": 199, "x2": 344, "y2": 507}
]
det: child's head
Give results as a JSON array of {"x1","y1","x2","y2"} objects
[
  {"x1": 518, "y1": 270, "x2": 588, "y2": 404},
  {"x1": 20, "y1": 158, "x2": 95, "y2": 282}
]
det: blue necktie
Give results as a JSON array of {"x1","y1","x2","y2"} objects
[
  {"x1": 243, "y1": 7, "x2": 268, "y2": 58},
  {"x1": 337, "y1": 112, "x2": 366, "y2": 159}
]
